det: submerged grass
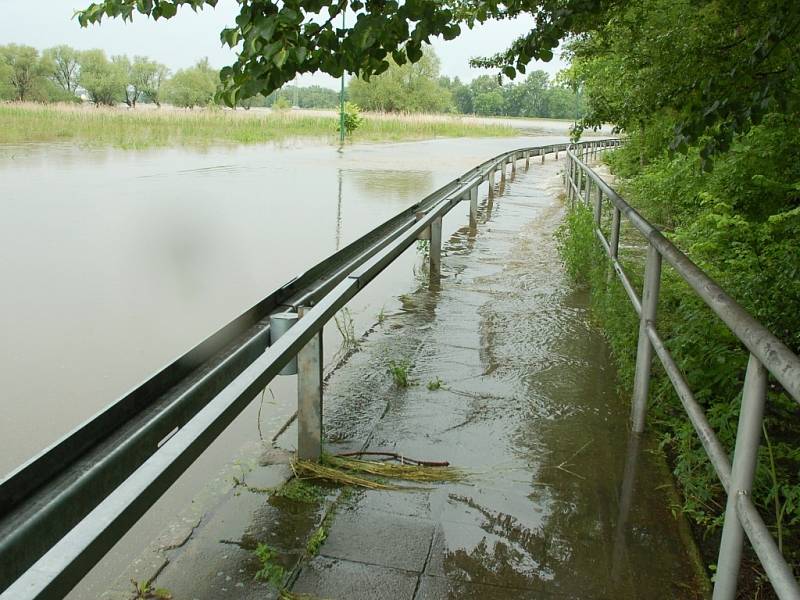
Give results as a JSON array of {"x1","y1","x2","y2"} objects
[{"x1": 0, "y1": 103, "x2": 518, "y2": 149}]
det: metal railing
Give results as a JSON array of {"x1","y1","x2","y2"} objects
[
  {"x1": 0, "y1": 138, "x2": 618, "y2": 599},
  {"x1": 565, "y1": 143, "x2": 800, "y2": 599}
]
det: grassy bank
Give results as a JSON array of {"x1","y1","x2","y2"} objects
[{"x1": 0, "y1": 103, "x2": 518, "y2": 149}]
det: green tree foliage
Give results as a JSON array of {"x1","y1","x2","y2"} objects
[
  {"x1": 164, "y1": 58, "x2": 219, "y2": 108},
  {"x1": 80, "y1": 49, "x2": 125, "y2": 105},
  {"x1": 348, "y1": 48, "x2": 453, "y2": 113},
  {"x1": 264, "y1": 84, "x2": 339, "y2": 109},
  {"x1": 42, "y1": 45, "x2": 81, "y2": 96},
  {"x1": 0, "y1": 44, "x2": 48, "y2": 101},
  {"x1": 439, "y1": 72, "x2": 581, "y2": 118},
  {"x1": 122, "y1": 56, "x2": 170, "y2": 107}
]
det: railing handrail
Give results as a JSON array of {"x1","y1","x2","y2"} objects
[
  {"x1": 564, "y1": 144, "x2": 800, "y2": 599},
  {"x1": 568, "y1": 150, "x2": 800, "y2": 401},
  {"x1": 0, "y1": 138, "x2": 619, "y2": 599}
]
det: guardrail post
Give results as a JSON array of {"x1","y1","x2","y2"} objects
[
  {"x1": 525, "y1": 151, "x2": 530, "y2": 169},
  {"x1": 500, "y1": 159, "x2": 507, "y2": 186},
  {"x1": 430, "y1": 216, "x2": 442, "y2": 277},
  {"x1": 469, "y1": 187, "x2": 478, "y2": 225},
  {"x1": 297, "y1": 305, "x2": 323, "y2": 461},
  {"x1": 541, "y1": 149, "x2": 546, "y2": 163},
  {"x1": 511, "y1": 154, "x2": 517, "y2": 177},
  {"x1": 713, "y1": 354, "x2": 767, "y2": 600},
  {"x1": 631, "y1": 243, "x2": 662, "y2": 432},
  {"x1": 555, "y1": 147, "x2": 559, "y2": 160}
]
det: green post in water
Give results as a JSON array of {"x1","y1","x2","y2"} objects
[{"x1": 339, "y1": 9, "x2": 346, "y2": 146}]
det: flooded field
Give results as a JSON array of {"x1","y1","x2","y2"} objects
[{"x1": 0, "y1": 125, "x2": 610, "y2": 596}]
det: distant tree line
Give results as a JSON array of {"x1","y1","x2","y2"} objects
[
  {"x1": 347, "y1": 48, "x2": 583, "y2": 119},
  {"x1": 0, "y1": 44, "x2": 219, "y2": 108},
  {"x1": 1, "y1": 44, "x2": 580, "y2": 119}
]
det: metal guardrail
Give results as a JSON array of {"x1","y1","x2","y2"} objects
[
  {"x1": 0, "y1": 138, "x2": 618, "y2": 599},
  {"x1": 565, "y1": 144, "x2": 800, "y2": 599}
]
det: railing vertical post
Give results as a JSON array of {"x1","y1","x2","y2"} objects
[
  {"x1": 555, "y1": 147, "x2": 559, "y2": 160},
  {"x1": 584, "y1": 173, "x2": 592, "y2": 205},
  {"x1": 525, "y1": 151, "x2": 530, "y2": 169},
  {"x1": 511, "y1": 153, "x2": 517, "y2": 177},
  {"x1": 296, "y1": 305, "x2": 323, "y2": 461},
  {"x1": 610, "y1": 207, "x2": 621, "y2": 259},
  {"x1": 593, "y1": 186, "x2": 603, "y2": 225},
  {"x1": 541, "y1": 148, "x2": 546, "y2": 163},
  {"x1": 631, "y1": 243, "x2": 662, "y2": 432},
  {"x1": 488, "y1": 168, "x2": 495, "y2": 198},
  {"x1": 713, "y1": 354, "x2": 767, "y2": 600},
  {"x1": 469, "y1": 186, "x2": 478, "y2": 225},
  {"x1": 500, "y1": 159, "x2": 507, "y2": 186},
  {"x1": 429, "y1": 216, "x2": 442, "y2": 276}
]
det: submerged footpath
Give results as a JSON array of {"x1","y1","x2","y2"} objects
[{"x1": 106, "y1": 157, "x2": 708, "y2": 600}]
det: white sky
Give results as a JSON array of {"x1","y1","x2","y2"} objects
[{"x1": 0, "y1": 0, "x2": 565, "y2": 89}]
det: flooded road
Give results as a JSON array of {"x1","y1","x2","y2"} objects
[
  {"x1": 0, "y1": 127, "x2": 606, "y2": 596},
  {"x1": 132, "y1": 150, "x2": 706, "y2": 599}
]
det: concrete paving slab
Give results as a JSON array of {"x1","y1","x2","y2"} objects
[
  {"x1": 424, "y1": 520, "x2": 545, "y2": 592},
  {"x1": 319, "y1": 509, "x2": 436, "y2": 572},
  {"x1": 342, "y1": 487, "x2": 433, "y2": 520},
  {"x1": 415, "y1": 575, "x2": 543, "y2": 600},
  {"x1": 292, "y1": 556, "x2": 418, "y2": 600}
]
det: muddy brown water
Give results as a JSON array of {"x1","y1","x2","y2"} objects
[{"x1": 0, "y1": 129, "x2": 620, "y2": 597}]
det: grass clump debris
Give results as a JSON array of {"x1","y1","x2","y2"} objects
[{"x1": 291, "y1": 453, "x2": 463, "y2": 489}]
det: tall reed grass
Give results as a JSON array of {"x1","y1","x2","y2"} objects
[{"x1": 0, "y1": 103, "x2": 518, "y2": 149}]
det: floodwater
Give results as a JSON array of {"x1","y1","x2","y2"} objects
[
  {"x1": 122, "y1": 151, "x2": 706, "y2": 598},
  {"x1": 290, "y1": 159, "x2": 707, "y2": 598},
  {"x1": 0, "y1": 124, "x2": 605, "y2": 596}
]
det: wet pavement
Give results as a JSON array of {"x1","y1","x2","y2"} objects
[
  {"x1": 288, "y1": 158, "x2": 708, "y2": 599},
  {"x1": 122, "y1": 157, "x2": 708, "y2": 599}
]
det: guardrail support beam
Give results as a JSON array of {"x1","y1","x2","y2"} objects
[
  {"x1": 469, "y1": 187, "x2": 478, "y2": 225},
  {"x1": 297, "y1": 306, "x2": 323, "y2": 461},
  {"x1": 500, "y1": 159, "x2": 507, "y2": 186},
  {"x1": 429, "y1": 216, "x2": 442, "y2": 277},
  {"x1": 525, "y1": 151, "x2": 530, "y2": 169},
  {"x1": 631, "y1": 243, "x2": 662, "y2": 432},
  {"x1": 713, "y1": 354, "x2": 767, "y2": 600},
  {"x1": 511, "y1": 154, "x2": 517, "y2": 177}
]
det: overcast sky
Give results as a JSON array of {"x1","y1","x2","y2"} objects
[{"x1": 0, "y1": 0, "x2": 565, "y2": 89}]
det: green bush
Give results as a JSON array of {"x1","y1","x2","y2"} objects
[{"x1": 338, "y1": 101, "x2": 363, "y2": 136}]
